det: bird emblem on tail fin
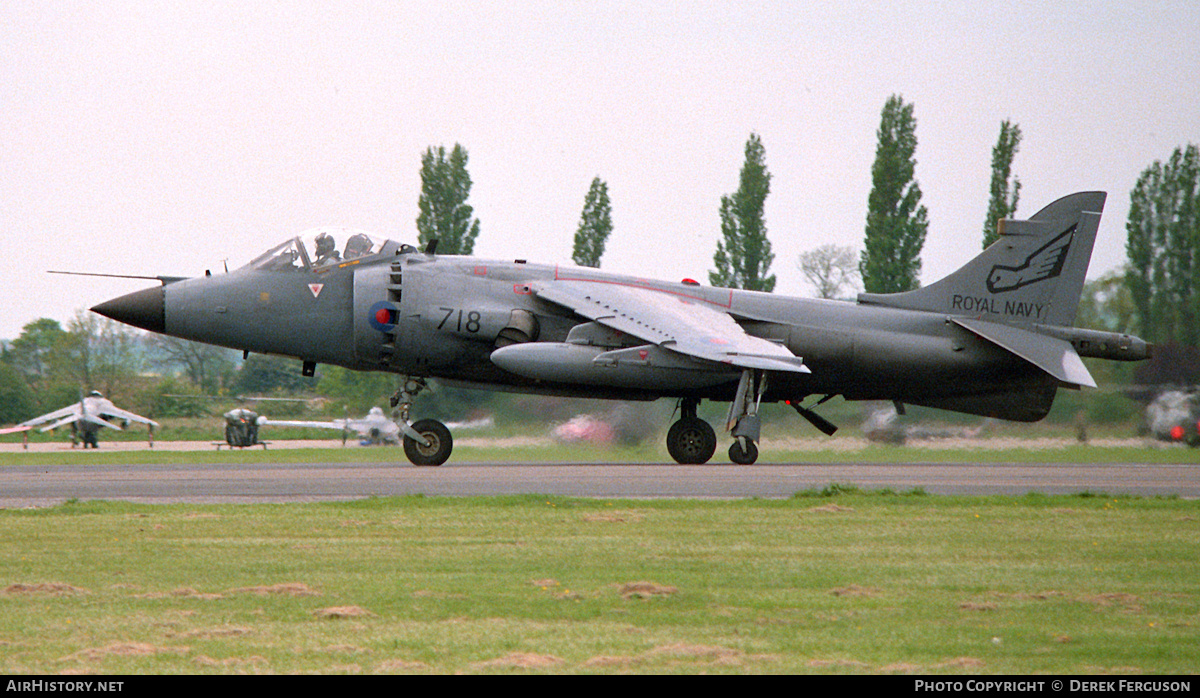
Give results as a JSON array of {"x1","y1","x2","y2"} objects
[{"x1": 986, "y1": 225, "x2": 1075, "y2": 293}]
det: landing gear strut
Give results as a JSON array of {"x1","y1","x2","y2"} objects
[
  {"x1": 665, "y1": 371, "x2": 765, "y2": 465},
  {"x1": 725, "y1": 369, "x2": 766, "y2": 465},
  {"x1": 666, "y1": 398, "x2": 717, "y2": 464},
  {"x1": 391, "y1": 377, "x2": 453, "y2": 466}
]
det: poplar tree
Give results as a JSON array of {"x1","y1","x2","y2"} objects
[
  {"x1": 571, "y1": 177, "x2": 612, "y2": 268},
  {"x1": 982, "y1": 120, "x2": 1022, "y2": 248},
  {"x1": 417, "y1": 144, "x2": 481, "y2": 255},
  {"x1": 860, "y1": 95, "x2": 928, "y2": 294},
  {"x1": 710, "y1": 133, "x2": 775, "y2": 291},
  {"x1": 1125, "y1": 143, "x2": 1200, "y2": 347}
]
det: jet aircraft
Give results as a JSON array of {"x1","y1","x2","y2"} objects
[
  {"x1": 89, "y1": 194, "x2": 1151, "y2": 465},
  {"x1": 1, "y1": 391, "x2": 158, "y2": 448},
  {"x1": 262, "y1": 406, "x2": 401, "y2": 445}
]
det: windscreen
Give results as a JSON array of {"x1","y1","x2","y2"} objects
[{"x1": 244, "y1": 229, "x2": 387, "y2": 271}]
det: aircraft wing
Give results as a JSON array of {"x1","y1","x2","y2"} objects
[
  {"x1": 97, "y1": 405, "x2": 159, "y2": 427},
  {"x1": 80, "y1": 414, "x2": 125, "y2": 431},
  {"x1": 261, "y1": 418, "x2": 348, "y2": 430},
  {"x1": 0, "y1": 425, "x2": 33, "y2": 434},
  {"x1": 38, "y1": 415, "x2": 92, "y2": 432},
  {"x1": 341, "y1": 418, "x2": 398, "y2": 433},
  {"x1": 534, "y1": 280, "x2": 809, "y2": 374},
  {"x1": 261, "y1": 418, "x2": 398, "y2": 440},
  {"x1": 16, "y1": 403, "x2": 83, "y2": 428}
]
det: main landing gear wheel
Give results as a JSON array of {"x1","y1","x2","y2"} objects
[
  {"x1": 403, "y1": 418, "x2": 453, "y2": 466},
  {"x1": 728, "y1": 439, "x2": 758, "y2": 465},
  {"x1": 666, "y1": 417, "x2": 717, "y2": 465}
]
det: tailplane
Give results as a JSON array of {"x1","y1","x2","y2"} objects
[{"x1": 858, "y1": 191, "x2": 1104, "y2": 328}]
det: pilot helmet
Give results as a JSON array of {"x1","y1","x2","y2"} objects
[
  {"x1": 88, "y1": 390, "x2": 103, "y2": 397},
  {"x1": 315, "y1": 232, "x2": 335, "y2": 254}
]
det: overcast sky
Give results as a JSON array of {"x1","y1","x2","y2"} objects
[{"x1": 3, "y1": 0, "x2": 1198, "y2": 341}]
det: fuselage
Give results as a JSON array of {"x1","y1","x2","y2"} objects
[
  {"x1": 87, "y1": 192, "x2": 1154, "y2": 466},
  {"x1": 95, "y1": 244, "x2": 1089, "y2": 422}
]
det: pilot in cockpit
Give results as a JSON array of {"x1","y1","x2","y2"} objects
[
  {"x1": 313, "y1": 232, "x2": 341, "y2": 267},
  {"x1": 343, "y1": 233, "x2": 373, "y2": 260}
]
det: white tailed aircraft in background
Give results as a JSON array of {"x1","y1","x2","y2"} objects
[{"x1": 1, "y1": 391, "x2": 158, "y2": 448}]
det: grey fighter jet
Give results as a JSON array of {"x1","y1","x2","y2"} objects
[
  {"x1": 90, "y1": 194, "x2": 1151, "y2": 466},
  {"x1": 2, "y1": 391, "x2": 158, "y2": 448}
]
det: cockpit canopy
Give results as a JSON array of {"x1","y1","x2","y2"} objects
[{"x1": 245, "y1": 228, "x2": 392, "y2": 272}]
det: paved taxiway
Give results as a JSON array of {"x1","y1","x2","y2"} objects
[{"x1": 1, "y1": 458, "x2": 1197, "y2": 507}]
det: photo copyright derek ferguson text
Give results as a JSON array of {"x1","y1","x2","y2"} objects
[{"x1": 914, "y1": 681, "x2": 1191, "y2": 694}]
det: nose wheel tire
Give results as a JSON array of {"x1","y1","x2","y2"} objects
[
  {"x1": 403, "y1": 419, "x2": 453, "y2": 466},
  {"x1": 666, "y1": 417, "x2": 717, "y2": 464}
]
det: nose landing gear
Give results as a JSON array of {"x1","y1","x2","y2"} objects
[{"x1": 391, "y1": 377, "x2": 453, "y2": 466}]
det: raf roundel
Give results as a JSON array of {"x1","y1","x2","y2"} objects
[{"x1": 368, "y1": 301, "x2": 398, "y2": 333}]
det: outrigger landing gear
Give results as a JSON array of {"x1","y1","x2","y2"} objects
[
  {"x1": 391, "y1": 377, "x2": 453, "y2": 466},
  {"x1": 666, "y1": 398, "x2": 717, "y2": 464},
  {"x1": 725, "y1": 369, "x2": 766, "y2": 465}
]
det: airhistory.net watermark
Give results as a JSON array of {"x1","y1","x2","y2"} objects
[{"x1": 6, "y1": 681, "x2": 123, "y2": 693}]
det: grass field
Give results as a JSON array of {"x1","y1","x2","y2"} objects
[{"x1": 1, "y1": 490, "x2": 1197, "y2": 674}]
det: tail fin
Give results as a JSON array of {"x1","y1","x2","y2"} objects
[{"x1": 858, "y1": 191, "x2": 1104, "y2": 328}]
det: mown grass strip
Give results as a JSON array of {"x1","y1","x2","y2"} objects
[{"x1": 1, "y1": 492, "x2": 1196, "y2": 674}]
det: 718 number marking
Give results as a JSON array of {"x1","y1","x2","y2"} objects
[{"x1": 437, "y1": 307, "x2": 481, "y2": 333}]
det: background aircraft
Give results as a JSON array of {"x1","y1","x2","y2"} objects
[
  {"x1": 1, "y1": 391, "x2": 158, "y2": 448},
  {"x1": 262, "y1": 406, "x2": 401, "y2": 446},
  {"x1": 1145, "y1": 389, "x2": 1200, "y2": 447},
  {"x1": 90, "y1": 193, "x2": 1151, "y2": 466},
  {"x1": 163, "y1": 394, "x2": 317, "y2": 449},
  {"x1": 859, "y1": 402, "x2": 991, "y2": 445},
  {"x1": 218, "y1": 406, "x2": 266, "y2": 449}
]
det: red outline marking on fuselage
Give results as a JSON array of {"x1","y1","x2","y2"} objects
[{"x1": 552, "y1": 265, "x2": 734, "y2": 309}]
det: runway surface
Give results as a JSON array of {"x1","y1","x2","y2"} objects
[{"x1": 2, "y1": 459, "x2": 1198, "y2": 507}]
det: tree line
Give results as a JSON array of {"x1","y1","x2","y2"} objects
[{"x1": 704, "y1": 98, "x2": 1198, "y2": 389}]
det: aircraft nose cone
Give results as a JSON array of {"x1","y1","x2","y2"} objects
[{"x1": 91, "y1": 286, "x2": 165, "y2": 334}]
